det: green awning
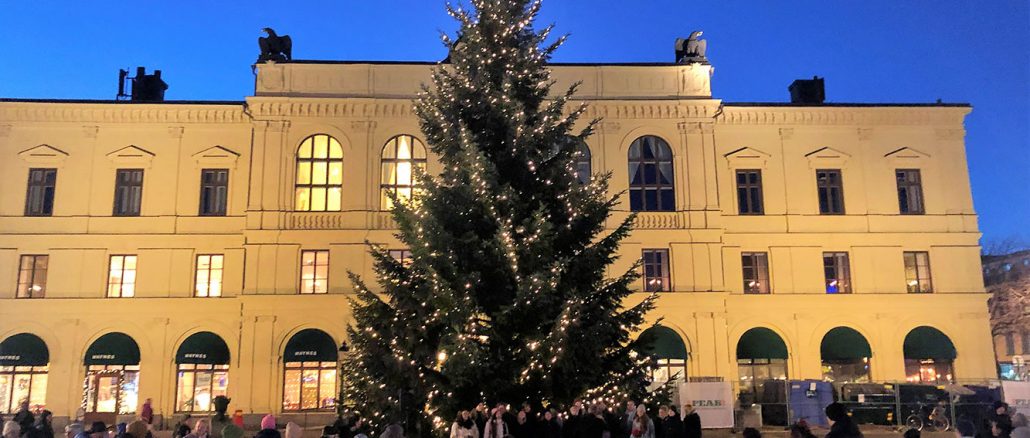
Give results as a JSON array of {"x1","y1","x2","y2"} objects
[
  {"x1": 640, "y1": 325, "x2": 688, "y2": 360},
  {"x1": 176, "y1": 332, "x2": 230, "y2": 365},
  {"x1": 85, "y1": 332, "x2": 140, "y2": 366},
  {"x1": 737, "y1": 328, "x2": 788, "y2": 359},
  {"x1": 0, "y1": 333, "x2": 49, "y2": 366},
  {"x1": 284, "y1": 329, "x2": 338, "y2": 362},
  {"x1": 904, "y1": 326, "x2": 957, "y2": 360},
  {"x1": 821, "y1": 327, "x2": 872, "y2": 360}
]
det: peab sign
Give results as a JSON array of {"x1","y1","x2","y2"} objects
[{"x1": 680, "y1": 381, "x2": 734, "y2": 428}]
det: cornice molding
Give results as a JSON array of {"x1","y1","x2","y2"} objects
[
  {"x1": 718, "y1": 107, "x2": 969, "y2": 126},
  {"x1": 0, "y1": 103, "x2": 247, "y2": 124}
]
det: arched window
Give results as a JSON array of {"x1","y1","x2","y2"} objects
[
  {"x1": 575, "y1": 142, "x2": 592, "y2": 184},
  {"x1": 628, "y1": 136, "x2": 675, "y2": 211},
  {"x1": 736, "y1": 328, "x2": 788, "y2": 400},
  {"x1": 84, "y1": 332, "x2": 141, "y2": 414},
  {"x1": 903, "y1": 326, "x2": 956, "y2": 384},
  {"x1": 175, "y1": 332, "x2": 230, "y2": 412},
  {"x1": 820, "y1": 327, "x2": 872, "y2": 383},
  {"x1": 381, "y1": 135, "x2": 427, "y2": 209},
  {"x1": 295, "y1": 135, "x2": 343, "y2": 212},
  {"x1": 282, "y1": 329, "x2": 338, "y2": 411},
  {"x1": 0, "y1": 333, "x2": 49, "y2": 413},
  {"x1": 639, "y1": 325, "x2": 688, "y2": 386}
]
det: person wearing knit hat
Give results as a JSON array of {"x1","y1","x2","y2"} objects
[
  {"x1": 824, "y1": 403, "x2": 862, "y2": 438},
  {"x1": 221, "y1": 425, "x2": 244, "y2": 438},
  {"x1": 284, "y1": 422, "x2": 302, "y2": 438},
  {"x1": 255, "y1": 416, "x2": 280, "y2": 438},
  {"x1": 126, "y1": 421, "x2": 149, "y2": 438}
]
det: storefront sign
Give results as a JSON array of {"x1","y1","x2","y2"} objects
[
  {"x1": 1003, "y1": 381, "x2": 1030, "y2": 417},
  {"x1": 680, "y1": 381, "x2": 734, "y2": 428}
]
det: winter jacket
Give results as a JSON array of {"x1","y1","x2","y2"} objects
[
  {"x1": 581, "y1": 415, "x2": 609, "y2": 438},
  {"x1": 450, "y1": 422, "x2": 479, "y2": 438},
  {"x1": 681, "y1": 413, "x2": 701, "y2": 438},
  {"x1": 824, "y1": 418, "x2": 862, "y2": 438},
  {"x1": 483, "y1": 418, "x2": 508, "y2": 438}
]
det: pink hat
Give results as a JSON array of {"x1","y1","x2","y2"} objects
[{"x1": 260, "y1": 415, "x2": 276, "y2": 431}]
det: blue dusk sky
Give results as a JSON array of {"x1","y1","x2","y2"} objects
[{"x1": 1, "y1": 1, "x2": 1027, "y2": 247}]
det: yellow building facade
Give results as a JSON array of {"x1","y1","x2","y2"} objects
[{"x1": 0, "y1": 60, "x2": 994, "y2": 427}]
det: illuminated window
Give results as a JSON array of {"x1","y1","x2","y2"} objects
[
  {"x1": 388, "y1": 249, "x2": 413, "y2": 267},
  {"x1": 575, "y1": 142, "x2": 592, "y2": 185},
  {"x1": 741, "y1": 252, "x2": 770, "y2": 294},
  {"x1": 896, "y1": 169, "x2": 925, "y2": 215},
  {"x1": 652, "y1": 359, "x2": 687, "y2": 385},
  {"x1": 85, "y1": 365, "x2": 140, "y2": 414},
  {"x1": 823, "y1": 252, "x2": 851, "y2": 294},
  {"x1": 16, "y1": 255, "x2": 48, "y2": 298},
  {"x1": 642, "y1": 249, "x2": 671, "y2": 292},
  {"x1": 295, "y1": 135, "x2": 343, "y2": 212},
  {"x1": 816, "y1": 169, "x2": 844, "y2": 215},
  {"x1": 735, "y1": 170, "x2": 764, "y2": 215},
  {"x1": 114, "y1": 169, "x2": 144, "y2": 216},
  {"x1": 904, "y1": 251, "x2": 933, "y2": 293},
  {"x1": 0, "y1": 334, "x2": 49, "y2": 414},
  {"x1": 738, "y1": 359, "x2": 787, "y2": 395},
  {"x1": 24, "y1": 168, "x2": 57, "y2": 216},
  {"x1": 380, "y1": 135, "x2": 427, "y2": 209},
  {"x1": 628, "y1": 136, "x2": 675, "y2": 212},
  {"x1": 283, "y1": 361, "x2": 337, "y2": 412},
  {"x1": 176, "y1": 364, "x2": 229, "y2": 412},
  {"x1": 194, "y1": 255, "x2": 224, "y2": 297},
  {"x1": 300, "y1": 250, "x2": 329, "y2": 294},
  {"x1": 107, "y1": 255, "x2": 137, "y2": 298}
]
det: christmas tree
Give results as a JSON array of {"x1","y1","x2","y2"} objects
[{"x1": 342, "y1": 0, "x2": 663, "y2": 435}]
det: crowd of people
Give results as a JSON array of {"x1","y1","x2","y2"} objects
[
  {"x1": 428, "y1": 400, "x2": 703, "y2": 438},
  {"x1": 2, "y1": 397, "x2": 1027, "y2": 438}
]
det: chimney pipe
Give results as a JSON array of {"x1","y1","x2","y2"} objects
[{"x1": 788, "y1": 76, "x2": 825, "y2": 104}]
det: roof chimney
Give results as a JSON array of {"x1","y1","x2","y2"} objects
[
  {"x1": 121, "y1": 67, "x2": 168, "y2": 102},
  {"x1": 788, "y1": 76, "x2": 825, "y2": 104}
]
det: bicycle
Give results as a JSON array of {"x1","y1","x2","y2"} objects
[{"x1": 905, "y1": 402, "x2": 950, "y2": 431}]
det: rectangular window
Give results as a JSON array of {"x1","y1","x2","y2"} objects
[
  {"x1": 1006, "y1": 334, "x2": 1016, "y2": 356},
  {"x1": 735, "y1": 170, "x2": 764, "y2": 215},
  {"x1": 823, "y1": 252, "x2": 851, "y2": 294},
  {"x1": 388, "y1": 249, "x2": 413, "y2": 267},
  {"x1": 199, "y1": 169, "x2": 229, "y2": 216},
  {"x1": 904, "y1": 251, "x2": 933, "y2": 293},
  {"x1": 24, "y1": 169, "x2": 57, "y2": 216},
  {"x1": 194, "y1": 255, "x2": 224, "y2": 297},
  {"x1": 642, "y1": 249, "x2": 671, "y2": 292},
  {"x1": 896, "y1": 169, "x2": 925, "y2": 214},
  {"x1": 113, "y1": 169, "x2": 144, "y2": 216},
  {"x1": 300, "y1": 250, "x2": 329, "y2": 294},
  {"x1": 107, "y1": 255, "x2": 137, "y2": 298},
  {"x1": 741, "y1": 252, "x2": 770, "y2": 294},
  {"x1": 16, "y1": 255, "x2": 48, "y2": 299},
  {"x1": 816, "y1": 169, "x2": 845, "y2": 214},
  {"x1": 282, "y1": 361, "x2": 337, "y2": 411},
  {"x1": 175, "y1": 364, "x2": 229, "y2": 412}
]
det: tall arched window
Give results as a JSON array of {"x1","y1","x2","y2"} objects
[
  {"x1": 628, "y1": 136, "x2": 675, "y2": 211},
  {"x1": 380, "y1": 135, "x2": 427, "y2": 209},
  {"x1": 575, "y1": 142, "x2": 592, "y2": 184},
  {"x1": 295, "y1": 135, "x2": 343, "y2": 212}
]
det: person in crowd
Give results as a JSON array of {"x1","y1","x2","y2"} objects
[
  {"x1": 256, "y1": 415, "x2": 280, "y2": 438},
  {"x1": 662, "y1": 405, "x2": 683, "y2": 438},
  {"x1": 982, "y1": 403, "x2": 1013, "y2": 438},
  {"x1": 742, "y1": 428, "x2": 762, "y2": 438},
  {"x1": 562, "y1": 404, "x2": 583, "y2": 438},
  {"x1": 510, "y1": 410, "x2": 533, "y2": 438},
  {"x1": 221, "y1": 425, "x2": 244, "y2": 438},
  {"x1": 994, "y1": 420, "x2": 1015, "y2": 438},
  {"x1": 473, "y1": 404, "x2": 489, "y2": 438},
  {"x1": 14, "y1": 401, "x2": 34, "y2": 434},
  {"x1": 233, "y1": 412, "x2": 245, "y2": 429},
  {"x1": 140, "y1": 400, "x2": 153, "y2": 426},
  {"x1": 904, "y1": 429, "x2": 920, "y2": 438},
  {"x1": 620, "y1": 400, "x2": 637, "y2": 438},
  {"x1": 284, "y1": 422, "x2": 302, "y2": 438},
  {"x1": 655, "y1": 406, "x2": 668, "y2": 438},
  {"x1": 451, "y1": 410, "x2": 479, "y2": 438},
  {"x1": 174, "y1": 424, "x2": 192, "y2": 438},
  {"x1": 957, "y1": 419, "x2": 978, "y2": 438},
  {"x1": 582, "y1": 404, "x2": 610, "y2": 438},
  {"x1": 790, "y1": 421, "x2": 817, "y2": 438},
  {"x1": 1011, "y1": 415, "x2": 1030, "y2": 438},
  {"x1": 65, "y1": 420, "x2": 84, "y2": 438},
  {"x1": 88, "y1": 422, "x2": 109, "y2": 438},
  {"x1": 35, "y1": 410, "x2": 54, "y2": 438},
  {"x1": 824, "y1": 402, "x2": 862, "y2": 438},
  {"x1": 538, "y1": 409, "x2": 561, "y2": 438},
  {"x1": 126, "y1": 421, "x2": 149, "y2": 438},
  {"x1": 115, "y1": 423, "x2": 128, "y2": 438},
  {"x1": 630, "y1": 404, "x2": 654, "y2": 438},
  {"x1": 4, "y1": 420, "x2": 21, "y2": 438},
  {"x1": 187, "y1": 420, "x2": 211, "y2": 438},
  {"x1": 681, "y1": 404, "x2": 701, "y2": 438},
  {"x1": 379, "y1": 424, "x2": 404, "y2": 438},
  {"x1": 484, "y1": 405, "x2": 509, "y2": 438}
]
